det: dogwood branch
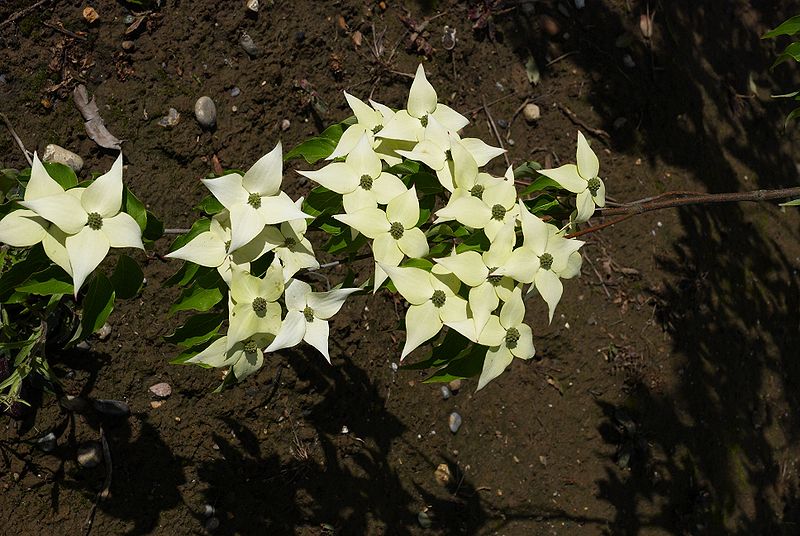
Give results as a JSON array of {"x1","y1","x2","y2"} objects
[{"x1": 566, "y1": 187, "x2": 800, "y2": 239}]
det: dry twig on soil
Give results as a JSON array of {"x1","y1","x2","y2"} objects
[{"x1": 1, "y1": 113, "x2": 33, "y2": 166}]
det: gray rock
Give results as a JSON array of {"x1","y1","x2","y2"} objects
[
  {"x1": 77, "y1": 441, "x2": 103, "y2": 468},
  {"x1": 36, "y1": 432, "x2": 57, "y2": 452},
  {"x1": 447, "y1": 379, "x2": 462, "y2": 393},
  {"x1": 194, "y1": 96, "x2": 217, "y2": 129},
  {"x1": 203, "y1": 504, "x2": 215, "y2": 517},
  {"x1": 246, "y1": 0, "x2": 259, "y2": 12},
  {"x1": 158, "y1": 108, "x2": 181, "y2": 128},
  {"x1": 96, "y1": 322, "x2": 112, "y2": 341},
  {"x1": 523, "y1": 103, "x2": 541, "y2": 123},
  {"x1": 417, "y1": 511, "x2": 432, "y2": 528},
  {"x1": 440, "y1": 386, "x2": 451, "y2": 400},
  {"x1": 93, "y1": 399, "x2": 130, "y2": 417},
  {"x1": 42, "y1": 144, "x2": 84, "y2": 173},
  {"x1": 239, "y1": 32, "x2": 262, "y2": 58},
  {"x1": 448, "y1": 412, "x2": 462, "y2": 433},
  {"x1": 205, "y1": 517, "x2": 220, "y2": 531},
  {"x1": 149, "y1": 382, "x2": 172, "y2": 399},
  {"x1": 230, "y1": 87, "x2": 241, "y2": 97}
]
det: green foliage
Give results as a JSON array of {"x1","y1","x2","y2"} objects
[
  {"x1": 284, "y1": 123, "x2": 345, "y2": 164},
  {"x1": 765, "y1": 15, "x2": 800, "y2": 126}
]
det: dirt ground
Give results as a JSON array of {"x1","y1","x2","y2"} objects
[{"x1": 2, "y1": 0, "x2": 800, "y2": 534}]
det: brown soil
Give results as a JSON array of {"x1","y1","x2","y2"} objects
[{"x1": 2, "y1": 0, "x2": 800, "y2": 534}]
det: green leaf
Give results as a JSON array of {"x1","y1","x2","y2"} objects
[
  {"x1": 110, "y1": 255, "x2": 144, "y2": 299},
  {"x1": 143, "y1": 210, "x2": 164, "y2": 242},
  {"x1": 42, "y1": 162, "x2": 77, "y2": 190},
  {"x1": 780, "y1": 198, "x2": 800, "y2": 206},
  {"x1": 524, "y1": 194, "x2": 562, "y2": 215},
  {"x1": 77, "y1": 274, "x2": 115, "y2": 340},
  {"x1": 513, "y1": 160, "x2": 542, "y2": 179},
  {"x1": 0, "y1": 246, "x2": 50, "y2": 299},
  {"x1": 401, "y1": 258, "x2": 434, "y2": 271},
  {"x1": 195, "y1": 194, "x2": 225, "y2": 215},
  {"x1": 123, "y1": 186, "x2": 147, "y2": 231},
  {"x1": 164, "y1": 312, "x2": 225, "y2": 347},
  {"x1": 455, "y1": 230, "x2": 490, "y2": 254},
  {"x1": 284, "y1": 123, "x2": 345, "y2": 164},
  {"x1": 423, "y1": 343, "x2": 486, "y2": 383},
  {"x1": 169, "y1": 286, "x2": 223, "y2": 315},
  {"x1": 386, "y1": 160, "x2": 421, "y2": 176},
  {"x1": 164, "y1": 261, "x2": 201, "y2": 287},
  {"x1": 303, "y1": 186, "x2": 343, "y2": 218},
  {"x1": 169, "y1": 218, "x2": 211, "y2": 252},
  {"x1": 402, "y1": 328, "x2": 471, "y2": 370},
  {"x1": 324, "y1": 230, "x2": 367, "y2": 255},
  {"x1": 519, "y1": 176, "x2": 564, "y2": 197},
  {"x1": 404, "y1": 172, "x2": 442, "y2": 197},
  {"x1": 785, "y1": 106, "x2": 800, "y2": 128},
  {"x1": 14, "y1": 266, "x2": 73, "y2": 295},
  {"x1": 772, "y1": 41, "x2": 800, "y2": 69},
  {"x1": 763, "y1": 15, "x2": 800, "y2": 38}
]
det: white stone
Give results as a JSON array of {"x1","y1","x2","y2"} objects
[{"x1": 42, "y1": 144, "x2": 84, "y2": 173}]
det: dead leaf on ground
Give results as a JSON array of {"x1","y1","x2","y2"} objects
[{"x1": 73, "y1": 85, "x2": 122, "y2": 150}]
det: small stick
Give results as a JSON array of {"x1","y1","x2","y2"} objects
[
  {"x1": 465, "y1": 92, "x2": 518, "y2": 116},
  {"x1": 0, "y1": 113, "x2": 33, "y2": 166},
  {"x1": 163, "y1": 228, "x2": 191, "y2": 235},
  {"x1": 505, "y1": 98, "x2": 530, "y2": 142},
  {"x1": 482, "y1": 95, "x2": 511, "y2": 168},
  {"x1": 43, "y1": 20, "x2": 87, "y2": 40},
  {"x1": 545, "y1": 51, "x2": 578, "y2": 68},
  {"x1": 556, "y1": 103, "x2": 611, "y2": 142},
  {"x1": 0, "y1": 0, "x2": 52, "y2": 28}
]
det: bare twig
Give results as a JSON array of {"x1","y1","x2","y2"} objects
[
  {"x1": 566, "y1": 187, "x2": 800, "y2": 239},
  {"x1": 581, "y1": 251, "x2": 612, "y2": 298},
  {"x1": 556, "y1": 103, "x2": 611, "y2": 142},
  {"x1": 43, "y1": 20, "x2": 87, "y2": 40},
  {"x1": 0, "y1": 0, "x2": 52, "y2": 28},
  {"x1": 163, "y1": 228, "x2": 191, "y2": 235},
  {"x1": 466, "y1": 92, "x2": 520, "y2": 116},
  {"x1": 482, "y1": 95, "x2": 511, "y2": 168},
  {"x1": 545, "y1": 51, "x2": 578, "y2": 68},
  {"x1": 1, "y1": 113, "x2": 33, "y2": 166}
]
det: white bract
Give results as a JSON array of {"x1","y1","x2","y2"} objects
[
  {"x1": 334, "y1": 186, "x2": 429, "y2": 289},
  {"x1": 267, "y1": 198, "x2": 320, "y2": 282},
  {"x1": 495, "y1": 201, "x2": 583, "y2": 321},
  {"x1": 537, "y1": 131, "x2": 606, "y2": 223},
  {"x1": 226, "y1": 263, "x2": 283, "y2": 350},
  {"x1": 377, "y1": 64, "x2": 469, "y2": 142},
  {"x1": 380, "y1": 264, "x2": 469, "y2": 360},
  {"x1": 201, "y1": 142, "x2": 308, "y2": 252},
  {"x1": 20, "y1": 153, "x2": 143, "y2": 294},
  {"x1": 475, "y1": 287, "x2": 535, "y2": 390},
  {"x1": 188, "y1": 335, "x2": 270, "y2": 380},
  {"x1": 298, "y1": 135, "x2": 406, "y2": 213},
  {"x1": 266, "y1": 279, "x2": 358, "y2": 362},
  {"x1": 327, "y1": 92, "x2": 395, "y2": 161}
]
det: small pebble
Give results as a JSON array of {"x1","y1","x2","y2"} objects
[
  {"x1": 150, "y1": 400, "x2": 164, "y2": 409},
  {"x1": 539, "y1": 14, "x2": 560, "y2": 36},
  {"x1": 280, "y1": 119, "x2": 291, "y2": 131},
  {"x1": 417, "y1": 511, "x2": 432, "y2": 528},
  {"x1": 245, "y1": 0, "x2": 258, "y2": 12},
  {"x1": 448, "y1": 379, "x2": 462, "y2": 393},
  {"x1": 434, "y1": 463, "x2": 451, "y2": 486},
  {"x1": 82, "y1": 6, "x2": 99, "y2": 23},
  {"x1": 497, "y1": 118, "x2": 509, "y2": 129},
  {"x1": 230, "y1": 86, "x2": 241, "y2": 97},
  {"x1": 158, "y1": 108, "x2": 181, "y2": 128},
  {"x1": 96, "y1": 322, "x2": 112, "y2": 341},
  {"x1": 121, "y1": 40, "x2": 135, "y2": 51},
  {"x1": 77, "y1": 441, "x2": 103, "y2": 468},
  {"x1": 42, "y1": 144, "x2": 84, "y2": 173},
  {"x1": 149, "y1": 382, "x2": 172, "y2": 399},
  {"x1": 76, "y1": 341, "x2": 91, "y2": 351},
  {"x1": 622, "y1": 54, "x2": 636, "y2": 68},
  {"x1": 440, "y1": 386, "x2": 451, "y2": 400},
  {"x1": 448, "y1": 412, "x2": 462, "y2": 433},
  {"x1": 203, "y1": 504, "x2": 215, "y2": 517},
  {"x1": 523, "y1": 103, "x2": 541, "y2": 123},
  {"x1": 507, "y1": 138, "x2": 515, "y2": 146},
  {"x1": 239, "y1": 32, "x2": 262, "y2": 58},
  {"x1": 36, "y1": 432, "x2": 57, "y2": 453},
  {"x1": 340, "y1": 425, "x2": 349, "y2": 434},
  {"x1": 93, "y1": 399, "x2": 130, "y2": 417},
  {"x1": 195, "y1": 96, "x2": 217, "y2": 129},
  {"x1": 390, "y1": 362, "x2": 398, "y2": 372},
  {"x1": 122, "y1": 15, "x2": 135, "y2": 24}
]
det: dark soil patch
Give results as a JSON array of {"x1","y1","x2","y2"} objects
[{"x1": 2, "y1": 0, "x2": 800, "y2": 534}]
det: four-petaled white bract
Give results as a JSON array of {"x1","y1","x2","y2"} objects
[{"x1": 1, "y1": 63, "x2": 605, "y2": 393}]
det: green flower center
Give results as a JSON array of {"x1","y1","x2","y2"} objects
[
  {"x1": 360, "y1": 174, "x2": 373, "y2": 191},
  {"x1": 420, "y1": 115, "x2": 429, "y2": 127},
  {"x1": 252, "y1": 297, "x2": 267, "y2": 315},
  {"x1": 587, "y1": 177, "x2": 601, "y2": 196},
  {"x1": 247, "y1": 192, "x2": 262, "y2": 209},
  {"x1": 487, "y1": 274, "x2": 503, "y2": 286},
  {"x1": 505, "y1": 327, "x2": 520, "y2": 349},
  {"x1": 225, "y1": 239, "x2": 231, "y2": 251},
  {"x1": 244, "y1": 339, "x2": 258, "y2": 353},
  {"x1": 491, "y1": 204, "x2": 506, "y2": 221},
  {"x1": 303, "y1": 306, "x2": 315, "y2": 322},
  {"x1": 389, "y1": 221, "x2": 404, "y2": 240},
  {"x1": 87, "y1": 212, "x2": 103, "y2": 230},
  {"x1": 539, "y1": 252, "x2": 553, "y2": 270},
  {"x1": 431, "y1": 289, "x2": 446, "y2": 308},
  {"x1": 470, "y1": 184, "x2": 484, "y2": 199},
  {"x1": 372, "y1": 124, "x2": 383, "y2": 135},
  {"x1": 284, "y1": 236, "x2": 296, "y2": 248}
]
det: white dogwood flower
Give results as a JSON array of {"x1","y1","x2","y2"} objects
[
  {"x1": 226, "y1": 263, "x2": 284, "y2": 350},
  {"x1": 377, "y1": 64, "x2": 469, "y2": 142},
  {"x1": 335, "y1": 187, "x2": 429, "y2": 289},
  {"x1": 328, "y1": 92, "x2": 394, "y2": 160},
  {"x1": 379, "y1": 264, "x2": 469, "y2": 360},
  {"x1": 201, "y1": 142, "x2": 309, "y2": 252},
  {"x1": 188, "y1": 335, "x2": 270, "y2": 381},
  {"x1": 494, "y1": 201, "x2": 583, "y2": 321},
  {"x1": 267, "y1": 198, "x2": 320, "y2": 281},
  {"x1": 537, "y1": 131, "x2": 606, "y2": 222},
  {"x1": 20, "y1": 153, "x2": 143, "y2": 294},
  {"x1": 475, "y1": 286, "x2": 535, "y2": 390},
  {"x1": 298, "y1": 134, "x2": 406, "y2": 213},
  {"x1": 266, "y1": 279, "x2": 358, "y2": 362}
]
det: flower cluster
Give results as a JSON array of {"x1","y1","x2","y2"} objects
[
  {"x1": 0, "y1": 153, "x2": 144, "y2": 294},
  {"x1": 297, "y1": 64, "x2": 593, "y2": 389},
  {"x1": 166, "y1": 143, "x2": 358, "y2": 380}
]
